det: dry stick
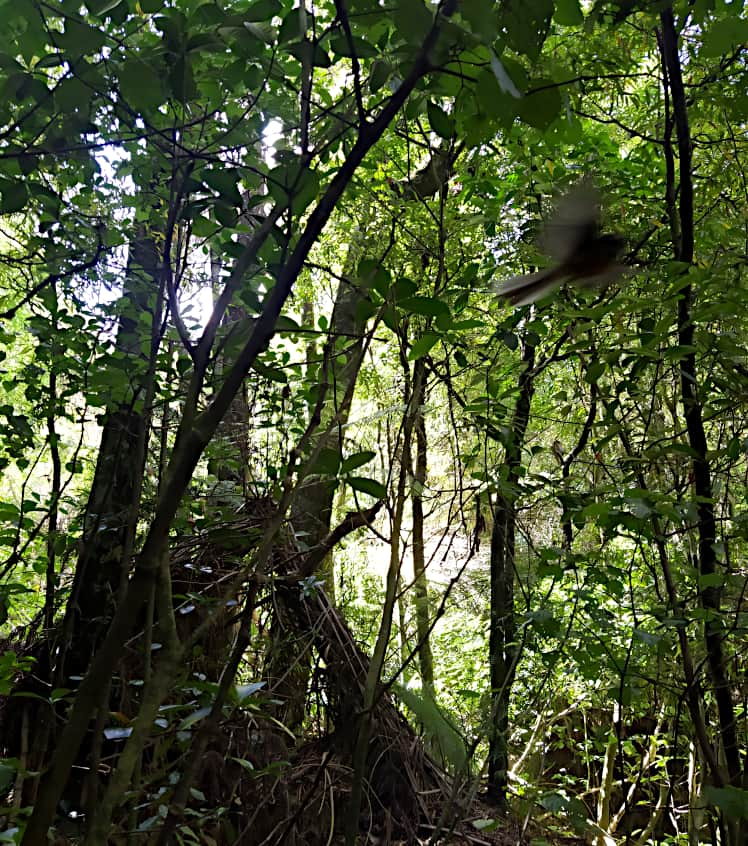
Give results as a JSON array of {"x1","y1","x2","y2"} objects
[{"x1": 128, "y1": 570, "x2": 156, "y2": 844}]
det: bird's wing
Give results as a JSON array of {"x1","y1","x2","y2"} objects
[
  {"x1": 540, "y1": 182, "x2": 601, "y2": 262},
  {"x1": 496, "y1": 267, "x2": 566, "y2": 306},
  {"x1": 573, "y1": 262, "x2": 628, "y2": 289}
]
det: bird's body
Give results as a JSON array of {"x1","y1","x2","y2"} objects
[{"x1": 497, "y1": 183, "x2": 626, "y2": 306}]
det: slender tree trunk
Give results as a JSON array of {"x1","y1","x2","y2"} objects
[
  {"x1": 411, "y1": 357, "x2": 434, "y2": 691},
  {"x1": 345, "y1": 355, "x2": 424, "y2": 844},
  {"x1": 289, "y1": 229, "x2": 371, "y2": 549},
  {"x1": 487, "y1": 332, "x2": 536, "y2": 805},
  {"x1": 594, "y1": 704, "x2": 618, "y2": 846},
  {"x1": 659, "y1": 7, "x2": 741, "y2": 814}
]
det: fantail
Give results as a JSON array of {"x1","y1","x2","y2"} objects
[{"x1": 497, "y1": 181, "x2": 626, "y2": 307}]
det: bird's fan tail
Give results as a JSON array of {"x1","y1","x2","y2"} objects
[{"x1": 496, "y1": 268, "x2": 562, "y2": 306}]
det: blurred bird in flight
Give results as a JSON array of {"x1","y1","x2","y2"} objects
[{"x1": 497, "y1": 181, "x2": 626, "y2": 307}]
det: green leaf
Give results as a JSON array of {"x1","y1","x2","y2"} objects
[
  {"x1": 233, "y1": 681, "x2": 266, "y2": 702},
  {"x1": 341, "y1": 450, "x2": 376, "y2": 474},
  {"x1": 393, "y1": 0, "x2": 433, "y2": 44},
  {"x1": 586, "y1": 360, "x2": 605, "y2": 383},
  {"x1": 274, "y1": 312, "x2": 300, "y2": 333},
  {"x1": 215, "y1": 202, "x2": 239, "y2": 227},
  {"x1": 348, "y1": 476, "x2": 387, "y2": 499},
  {"x1": 698, "y1": 572, "x2": 724, "y2": 589},
  {"x1": 203, "y1": 168, "x2": 243, "y2": 204},
  {"x1": 393, "y1": 684, "x2": 467, "y2": 770},
  {"x1": 460, "y1": 0, "x2": 499, "y2": 40},
  {"x1": 435, "y1": 310, "x2": 453, "y2": 330},
  {"x1": 54, "y1": 77, "x2": 91, "y2": 112},
  {"x1": 0, "y1": 179, "x2": 28, "y2": 213},
  {"x1": 501, "y1": 331, "x2": 518, "y2": 351},
  {"x1": 454, "y1": 349, "x2": 468, "y2": 368},
  {"x1": 87, "y1": 0, "x2": 125, "y2": 14},
  {"x1": 0, "y1": 760, "x2": 17, "y2": 794},
  {"x1": 168, "y1": 54, "x2": 197, "y2": 103},
  {"x1": 244, "y1": 0, "x2": 282, "y2": 22},
  {"x1": 427, "y1": 101, "x2": 455, "y2": 139},
  {"x1": 286, "y1": 39, "x2": 332, "y2": 68},
  {"x1": 539, "y1": 791, "x2": 569, "y2": 812},
  {"x1": 632, "y1": 628, "x2": 660, "y2": 646},
  {"x1": 554, "y1": 0, "x2": 583, "y2": 25},
  {"x1": 290, "y1": 167, "x2": 320, "y2": 214},
  {"x1": 369, "y1": 59, "x2": 390, "y2": 93},
  {"x1": 408, "y1": 333, "x2": 440, "y2": 360},
  {"x1": 357, "y1": 258, "x2": 390, "y2": 295},
  {"x1": 50, "y1": 687, "x2": 72, "y2": 702},
  {"x1": 389, "y1": 277, "x2": 418, "y2": 301},
  {"x1": 701, "y1": 16, "x2": 748, "y2": 58},
  {"x1": 103, "y1": 727, "x2": 133, "y2": 740},
  {"x1": 398, "y1": 295, "x2": 450, "y2": 318},
  {"x1": 178, "y1": 706, "x2": 212, "y2": 730},
  {"x1": 186, "y1": 32, "x2": 223, "y2": 53},
  {"x1": 355, "y1": 298, "x2": 378, "y2": 325},
  {"x1": 489, "y1": 51, "x2": 521, "y2": 98},
  {"x1": 310, "y1": 447, "x2": 341, "y2": 476},
  {"x1": 140, "y1": 0, "x2": 163, "y2": 12},
  {"x1": 703, "y1": 785, "x2": 748, "y2": 819},
  {"x1": 502, "y1": 0, "x2": 553, "y2": 60},
  {"x1": 58, "y1": 18, "x2": 107, "y2": 56},
  {"x1": 268, "y1": 163, "x2": 320, "y2": 214},
  {"x1": 474, "y1": 70, "x2": 518, "y2": 128},
  {"x1": 473, "y1": 819, "x2": 500, "y2": 832},
  {"x1": 3, "y1": 73, "x2": 48, "y2": 105},
  {"x1": 252, "y1": 361, "x2": 288, "y2": 383},
  {"x1": 119, "y1": 58, "x2": 165, "y2": 111},
  {"x1": 330, "y1": 34, "x2": 378, "y2": 59},
  {"x1": 516, "y1": 79, "x2": 562, "y2": 129}
]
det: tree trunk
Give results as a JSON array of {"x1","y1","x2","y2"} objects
[
  {"x1": 487, "y1": 331, "x2": 536, "y2": 806},
  {"x1": 411, "y1": 356, "x2": 434, "y2": 691},
  {"x1": 269, "y1": 227, "x2": 374, "y2": 728},
  {"x1": 659, "y1": 14, "x2": 741, "y2": 840},
  {"x1": 58, "y1": 233, "x2": 161, "y2": 687},
  {"x1": 10, "y1": 232, "x2": 162, "y2": 813}
]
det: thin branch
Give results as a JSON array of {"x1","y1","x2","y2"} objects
[
  {"x1": 0, "y1": 229, "x2": 106, "y2": 320},
  {"x1": 334, "y1": 0, "x2": 365, "y2": 124}
]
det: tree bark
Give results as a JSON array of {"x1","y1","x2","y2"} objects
[
  {"x1": 412, "y1": 357, "x2": 434, "y2": 691},
  {"x1": 487, "y1": 332, "x2": 536, "y2": 806}
]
